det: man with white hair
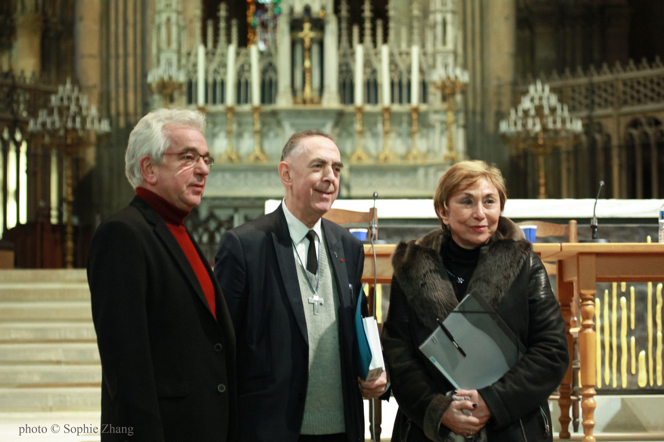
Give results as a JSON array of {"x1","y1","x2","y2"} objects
[{"x1": 88, "y1": 108, "x2": 236, "y2": 441}]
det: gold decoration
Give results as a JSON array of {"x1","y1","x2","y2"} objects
[
  {"x1": 621, "y1": 296, "x2": 627, "y2": 388},
  {"x1": 657, "y1": 284, "x2": 663, "y2": 386},
  {"x1": 658, "y1": 332, "x2": 663, "y2": 386},
  {"x1": 631, "y1": 336, "x2": 636, "y2": 375},
  {"x1": 404, "y1": 106, "x2": 426, "y2": 163},
  {"x1": 604, "y1": 289, "x2": 610, "y2": 386},
  {"x1": 219, "y1": 106, "x2": 240, "y2": 163},
  {"x1": 631, "y1": 286, "x2": 636, "y2": 330},
  {"x1": 638, "y1": 350, "x2": 647, "y2": 388},
  {"x1": 376, "y1": 107, "x2": 398, "y2": 163},
  {"x1": 612, "y1": 283, "x2": 618, "y2": 387},
  {"x1": 499, "y1": 81, "x2": 582, "y2": 199},
  {"x1": 648, "y1": 281, "x2": 654, "y2": 386},
  {"x1": 246, "y1": 105, "x2": 268, "y2": 163},
  {"x1": 595, "y1": 298, "x2": 602, "y2": 388},
  {"x1": 296, "y1": 18, "x2": 321, "y2": 105},
  {"x1": 350, "y1": 106, "x2": 371, "y2": 164},
  {"x1": 621, "y1": 282, "x2": 627, "y2": 292},
  {"x1": 431, "y1": 68, "x2": 468, "y2": 163}
]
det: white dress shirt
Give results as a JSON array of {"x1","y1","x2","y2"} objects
[{"x1": 282, "y1": 200, "x2": 322, "y2": 271}]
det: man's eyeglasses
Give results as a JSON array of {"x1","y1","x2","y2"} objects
[{"x1": 163, "y1": 149, "x2": 215, "y2": 168}]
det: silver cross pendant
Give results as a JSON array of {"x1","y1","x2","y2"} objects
[{"x1": 308, "y1": 294, "x2": 324, "y2": 315}]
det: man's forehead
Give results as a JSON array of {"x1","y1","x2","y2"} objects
[{"x1": 298, "y1": 137, "x2": 340, "y2": 159}]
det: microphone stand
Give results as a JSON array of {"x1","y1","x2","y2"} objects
[
  {"x1": 368, "y1": 191, "x2": 379, "y2": 442},
  {"x1": 580, "y1": 181, "x2": 610, "y2": 243}
]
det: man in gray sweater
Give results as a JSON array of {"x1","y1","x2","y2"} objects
[{"x1": 214, "y1": 130, "x2": 387, "y2": 442}]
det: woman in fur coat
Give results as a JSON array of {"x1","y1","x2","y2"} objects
[{"x1": 381, "y1": 160, "x2": 568, "y2": 442}]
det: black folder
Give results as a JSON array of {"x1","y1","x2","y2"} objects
[{"x1": 419, "y1": 291, "x2": 527, "y2": 390}]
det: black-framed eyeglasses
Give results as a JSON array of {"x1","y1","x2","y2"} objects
[{"x1": 163, "y1": 149, "x2": 214, "y2": 168}]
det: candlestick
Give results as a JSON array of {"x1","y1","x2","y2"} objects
[
  {"x1": 381, "y1": 45, "x2": 390, "y2": 106},
  {"x1": 404, "y1": 105, "x2": 426, "y2": 163},
  {"x1": 354, "y1": 45, "x2": 364, "y2": 106},
  {"x1": 219, "y1": 106, "x2": 240, "y2": 163},
  {"x1": 349, "y1": 106, "x2": 371, "y2": 164},
  {"x1": 246, "y1": 105, "x2": 267, "y2": 163},
  {"x1": 376, "y1": 106, "x2": 397, "y2": 163},
  {"x1": 197, "y1": 44, "x2": 206, "y2": 106},
  {"x1": 250, "y1": 44, "x2": 261, "y2": 107},
  {"x1": 410, "y1": 45, "x2": 419, "y2": 105},
  {"x1": 226, "y1": 44, "x2": 236, "y2": 106}
]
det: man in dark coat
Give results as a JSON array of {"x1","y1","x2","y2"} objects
[
  {"x1": 88, "y1": 108, "x2": 236, "y2": 441},
  {"x1": 214, "y1": 130, "x2": 387, "y2": 442}
]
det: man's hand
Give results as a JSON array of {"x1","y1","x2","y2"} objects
[{"x1": 357, "y1": 371, "x2": 387, "y2": 399}]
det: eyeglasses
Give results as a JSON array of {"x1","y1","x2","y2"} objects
[{"x1": 163, "y1": 149, "x2": 215, "y2": 168}]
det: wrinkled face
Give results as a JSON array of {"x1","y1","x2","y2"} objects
[
  {"x1": 280, "y1": 136, "x2": 342, "y2": 227},
  {"x1": 438, "y1": 178, "x2": 501, "y2": 249},
  {"x1": 152, "y1": 125, "x2": 210, "y2": 211}
]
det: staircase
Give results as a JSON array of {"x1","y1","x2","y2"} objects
[{"x1": 0, "y1": 269, "x2": 100, "y2": 411}]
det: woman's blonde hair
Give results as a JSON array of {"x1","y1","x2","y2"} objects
[{"x1": 433, "y1": 160, "x2": 507, "y2": 227}]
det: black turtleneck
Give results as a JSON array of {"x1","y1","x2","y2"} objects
[{"x1": 441, "y1": 237, "x2": 482, "y2": 302}]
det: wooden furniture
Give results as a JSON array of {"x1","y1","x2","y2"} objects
[
  {"x1": 360, "y1": 242, "x2": 565, "y2": 440},
  {"x1": 551, "y1": 243, "x2": 664, "y2": 442},
  {"x1": 322, "y1": 207, "x2": 376, "y2": 235},
  {"x1": 517, "y1": 220, "x2": 578, "y2": 242},
  {"x1": 516, "y1": 220, "x2": 579, "y2": 437}
]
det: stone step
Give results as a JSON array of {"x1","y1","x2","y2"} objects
[
  {"x1": 0, "y1": 284, "x2": 90, "y2": 302},
  {"x1": 0, "y1": 343, "x2": 100, "y2": 364},
  {"x1": 0, "y1": 387, "x2": 100, "y2": 412},
  {"x1": 0, "y1": 269, "x2": 87, "y2": 283},
  {"x1": 0, "y1": 302, "x2": 92, "y2": 321},
  {"x1": 0, "y1": 323, "x2": 97, "y2": 342},
  {"x1": 0, "y1": 365, "x2": 101, "y2": 387}
]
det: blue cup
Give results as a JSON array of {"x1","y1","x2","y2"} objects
[
  {"x1": 520, "y1": 225, "x2": 537, "y2": 243},
  {"x1": 349, "y1": 229, "x2": 368, "y2": 241}
]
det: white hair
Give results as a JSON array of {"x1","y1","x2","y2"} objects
[{"x1": 124, "y1": 108, "x2": 206, "y2": 189}]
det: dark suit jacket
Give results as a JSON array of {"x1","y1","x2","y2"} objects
[
  {"x1": 88, "y1": 196, "x2": 236, "y2": 442},
  {"x1": 214, "y1": 204, "x2": 366, "y2": 442}
]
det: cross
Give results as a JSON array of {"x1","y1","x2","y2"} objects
[
  {"x1": 308, "y1": 294, "x2": 324, "y2": 315},
  {"x1": 297, "y1": 21, "x2": 316, "y2": 52}
]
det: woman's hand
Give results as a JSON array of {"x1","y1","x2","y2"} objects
[
  {"x1": 456, "y1": 389, "x2": 492, "y2": 423},
  {"x1": 440, "y1": 397, "x2": 485, "y2": 437}
]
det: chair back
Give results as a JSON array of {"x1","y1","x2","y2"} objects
[
  {"x1": 517, "y1": 220, "x2": 578, "y2": 243},
  {"x1": 322, "y1": 208, "x2": 377, "y2": 239}
]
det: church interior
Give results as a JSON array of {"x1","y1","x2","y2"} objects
[{"x1": 1, "y1": 0, "x2": 664, "y2": 440}]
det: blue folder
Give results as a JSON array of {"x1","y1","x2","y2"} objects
[{"x1": 354, "y1": 285, "x2": 372, "y2": 380}]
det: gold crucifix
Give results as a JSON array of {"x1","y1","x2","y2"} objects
[{"x1": 297, "y1": 19, "x2": 320, "y2": 104}]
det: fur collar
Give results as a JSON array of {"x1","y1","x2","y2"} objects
[{"x1": 391, "y1": 217, "x2": 532, "y2": 330}]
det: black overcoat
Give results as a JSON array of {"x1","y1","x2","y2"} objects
[
  {"x1": 381, "y1": 217, "x2": 569, "y2": 442},
  {"x1": 214, "y1": 204, "x2": 366, "y2": 442},
  {"x1": 88, "y1": 196, "x2": 237, "y2": 442}
]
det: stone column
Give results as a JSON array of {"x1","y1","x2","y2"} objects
[
  {"x1": 321, "y1": 10, "x2": 339, "y2": 105},
  {"x1": 12, "y1": 12, "x2": 43, "y2": 76},
  {"x1": 276, "y1": 12, "x2": 292, "y2": 106}
]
